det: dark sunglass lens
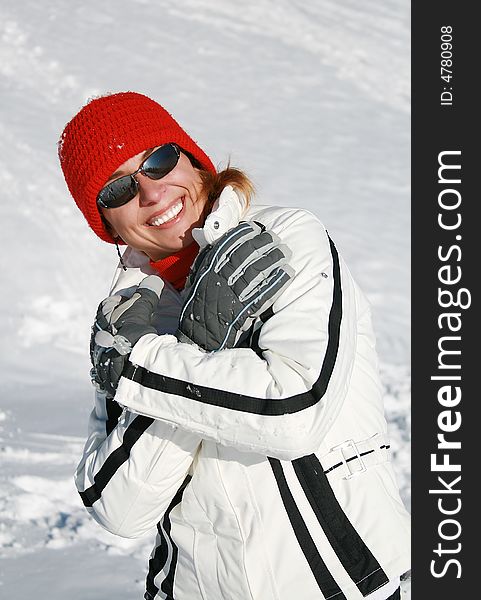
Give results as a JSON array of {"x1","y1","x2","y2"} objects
[
  {"x1": 97, "y1": 176, "x2": 138, "y2": 208},
  {"x1": 142, "y1": 144, "x2": 180, "y2": 180}
]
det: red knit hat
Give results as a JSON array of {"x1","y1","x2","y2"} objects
[{"x1": 58, "y1": 92, "x2": 216, "y2": 243}]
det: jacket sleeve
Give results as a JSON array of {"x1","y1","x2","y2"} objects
[
  {"x1": 114, "y1": 209, "x2": 359, "y2": 460},
  {"x1": 74, "y1": 389, "x2": 201, "y2": 538}
]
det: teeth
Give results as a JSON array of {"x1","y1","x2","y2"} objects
[{"x1": 149, "y1": 199, "x2": 183, "y2": 226}]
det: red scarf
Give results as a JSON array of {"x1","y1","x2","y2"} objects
[{"x1": 149, "y1": 242, "x2": 199, "y2": 291}]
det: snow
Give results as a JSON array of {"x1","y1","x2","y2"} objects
[{"x1": 0, "y1": 0, "x2": 410, "y2": 597}]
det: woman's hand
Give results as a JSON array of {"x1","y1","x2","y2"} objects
[
  {"x1": 90, "y1": 221, "x2": 294, "y2": 395},
  {"x1": 177, "y1": 221, "x2": 295, "y2": 352},
  {"x1": 90, "y1": 275, "x2": 164, "y2": 397}
]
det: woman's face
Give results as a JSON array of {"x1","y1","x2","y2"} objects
[{"x1": 101, "y1": 148, "x2": 207, "y2": 260}]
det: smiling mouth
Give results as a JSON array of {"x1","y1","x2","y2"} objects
[{"x1": 147, "y1": 197, "x2": 185, "y2": 226}]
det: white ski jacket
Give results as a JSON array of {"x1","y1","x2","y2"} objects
[{"x1": 75, "y1": 189, "x2": 410, "y2": 600}]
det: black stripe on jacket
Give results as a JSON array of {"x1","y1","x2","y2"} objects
[
  {"x1": 145, "y1": 476, "x2": 192, "y2": 600},
  {"x1": 268, "y1": 458, "x2": 347, "y2": 600},
  {"x1": 105, "y1": 397, "x2": 123, "y2": 436},
  {"x1": 122, "y1": 235, "x2": 342, "y2": 416},
  {"x1": 79, "y1": 415, "x2": 154, "y2": 507},
  {"x1": 292, "y1": 454, "x2": 389, "y2": 596},
  {"x1": 145, "y1": 522, "x2": 169, "y2": 600}
]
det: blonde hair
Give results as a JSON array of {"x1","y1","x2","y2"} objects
[
  {"x1": 182, "y1": 149, "x2": 254, "y2": 214},
  {"x1": 200, "y1": 165, "x2": 255, "y2": 214}
]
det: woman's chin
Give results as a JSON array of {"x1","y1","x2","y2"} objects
[{"x1": 145, "y1": 227, "x2": 196, "y2": 261}]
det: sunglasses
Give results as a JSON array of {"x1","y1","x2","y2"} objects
[{"x1": 97, "y1": 143, "x2": 181, "y2": 209}]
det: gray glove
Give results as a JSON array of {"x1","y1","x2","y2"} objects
[
  {"x1": 176, "y1": 221, "x2": 295, "y2": 352},
  {"x1": 90, "y1": 276, "x2": 164, "y2": 397}
]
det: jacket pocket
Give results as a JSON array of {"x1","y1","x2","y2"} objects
[{"x1": 185, "y1": 448, "x2": 254, "y2": 600}]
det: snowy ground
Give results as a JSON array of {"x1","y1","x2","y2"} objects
[{"x1": 0, "y1": 0, "x2": 410, "y2": 597}]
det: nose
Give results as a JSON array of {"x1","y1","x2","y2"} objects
[{"x1": 136, "y1": 173, "x2": 168, "y2": 207}]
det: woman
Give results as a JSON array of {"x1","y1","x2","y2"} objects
[{"x1": 59, "y1": 92, "x2": 410, "y2": 600}]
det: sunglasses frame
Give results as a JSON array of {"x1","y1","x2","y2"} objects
[{"x1": 97, "y1": 143, "x2": 181, "y2": 209}]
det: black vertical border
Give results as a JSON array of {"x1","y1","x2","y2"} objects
[{"x1": 412, "y1": 3, "x2": 475, "y2": 598}]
